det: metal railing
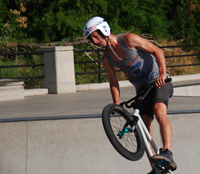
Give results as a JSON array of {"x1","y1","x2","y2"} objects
[
  {"x1": 74, "y1": 45, "x2": 200, "y2": 83},
  {"x1": 0, "y1": 45, "x2": 199, "y2": 83},
  {"x1": 0, "y1": 52, "x2": 44, "y2": 79},
  {"x1": 74, "y1": 49, "x2": 106, "y2": 83},
  {"x1": 162, "y1": 45, "x2": 200, "y2": 68}
]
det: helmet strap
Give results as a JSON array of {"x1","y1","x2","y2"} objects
[{"x1": 106, "y1": 36, "x2": 109, "y2": 48}]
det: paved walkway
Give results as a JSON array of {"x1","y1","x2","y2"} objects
[{"x1": 0, "y1": 86, "x2": 200, "y2": 121}]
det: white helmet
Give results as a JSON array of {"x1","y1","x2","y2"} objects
[{"x1": 83, "y1": 16, "x2": 110, "y2": 39}]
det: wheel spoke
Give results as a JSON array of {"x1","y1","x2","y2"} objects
[{"x1": 110, "y1": 110, "x2": 138, "y2": 153}]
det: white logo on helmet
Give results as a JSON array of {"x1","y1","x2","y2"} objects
[
  {"x1": 103, "y1": 26, "x2": 108, "y2": 34},
  {"x1": 95, "y1": 20, "x2": 104, "y2": 26}
]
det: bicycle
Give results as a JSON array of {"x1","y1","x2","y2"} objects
[{"x1": 102, "y1": 78, "x2": 173, "y2": 174}]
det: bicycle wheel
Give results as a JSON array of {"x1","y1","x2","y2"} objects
[{"x1": 102, "y1": 103, "x2": 145, "y2": 161}]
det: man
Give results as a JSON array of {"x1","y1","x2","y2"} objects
[{"x1": 83, "y1": 16, "x2": 177, "y2": 174}]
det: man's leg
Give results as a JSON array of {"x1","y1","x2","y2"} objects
[
  {"x1": 151, "y1": 102, "x2": 177, "y2": 171},
  {"x1": 153, "y1": 102, "x2": 172, "y2": 150}
]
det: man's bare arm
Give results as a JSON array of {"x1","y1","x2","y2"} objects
[
  {"x1": 102, "y1": 54, "x2": 120, "y2": 104},
  {"x1": 123, "y1": 33, "x2": 167, "y2": 87}
]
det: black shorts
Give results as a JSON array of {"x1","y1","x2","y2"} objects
[{"x1": 136, "y1": 82, "x2": 174, "y2": 119}]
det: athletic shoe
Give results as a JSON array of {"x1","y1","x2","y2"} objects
[
  {"x1": 147, "y1": 169, "x2": 156, "y2": 174},
  {"x1": 147, "y1": 169, "x2": 172, "y2": 174},
  {"x1": 147, "y1": 168, "x2": 173, "y2": 174},
  {"x1": 151, "y1": 148, "x2": 177, "y2": 171}
]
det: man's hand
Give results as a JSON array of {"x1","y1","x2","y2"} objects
[{"x1": 155, "y1": 74, "x2": 166, "y2": 89}]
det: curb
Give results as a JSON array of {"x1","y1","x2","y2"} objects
[{"x1": 25, "y1": 74, "x2": 200, "y2": 97}]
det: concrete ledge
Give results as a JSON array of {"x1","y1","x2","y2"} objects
[
  {"x1": 76, "y1": 74, "x2": 200, "y2": 90},
  {"x1": 1, "y1": 74, "x2": 199, "y2": 100},
  {"x1": 76, "y1": 80, "x2": 132, "y2": 91},
  {"x1": 0, "y1": 79, "x2": 24, "y2": 101},
  {"x1": 76, "y1": 82, "x2": 109, "y2": 91},
  {"x1": 0, "y1": 79, "x2": 24, "y2": 86},
  {"x1": 171, "y1": 73, "x2": 200, "y2": 82},
  {"x1": 24, "y1": 88, "x2": 48, "y2": 97},
  {"x1": 171, "y1": 74, "x2": 200, "y2": 96},
  {"x1": 174, "y1": 85, "x2": 200, "y2": 96},
  {"x1": 76, "y1": 74, "x2": 200, "y2": 97}
]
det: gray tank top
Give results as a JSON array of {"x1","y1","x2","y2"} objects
[{"x1": 105, "y1": 34, "x2": 160, "y2": 91}]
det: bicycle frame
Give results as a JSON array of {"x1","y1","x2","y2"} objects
[{"x1": 132, "y1": 108, "x2": 173, "y2": 174}]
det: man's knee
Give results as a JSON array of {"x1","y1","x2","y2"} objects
[{"x1": 153, "y1": 102, "x2": 167, "y2": 121}]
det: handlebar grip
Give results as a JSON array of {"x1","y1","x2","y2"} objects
[
  {"x1": 165, "y1": 78, "x2": 172, "y2": 83},
  {"x1": 147, "y1": 77, "x2": 172, "y2": 88}
]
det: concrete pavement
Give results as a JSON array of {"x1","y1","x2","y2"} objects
[
  {"x1": 0, "y1": 85, "x2": 200, "y2": 174},
  {"x1": 1, "y1": 114, "x2": 200, "y2": 174},
  {"x1": 1, "y1": 85, "x2": 200, "y2": 120}
]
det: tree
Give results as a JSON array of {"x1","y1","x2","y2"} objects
[
  {"x1": 187, "y1": 0, "x2": 200, "y2": 45},
  {"x1": 0, "y1": 0, "x2": 200, "y2": 45}
]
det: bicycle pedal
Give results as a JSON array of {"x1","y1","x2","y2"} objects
[
  {"x1": 156, "y1": 158, "x2": 171, "y2": 168},
  {"x1": 155, "y1": 165, "x2": 169, "y2": 174}
]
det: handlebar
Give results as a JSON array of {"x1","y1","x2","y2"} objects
[
  {"x1": 120, "y1": 78, "x2": 172, "y2": 109},
  {"x1": 146, "y1": 77, "x2": 172, "y2": 88}
]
